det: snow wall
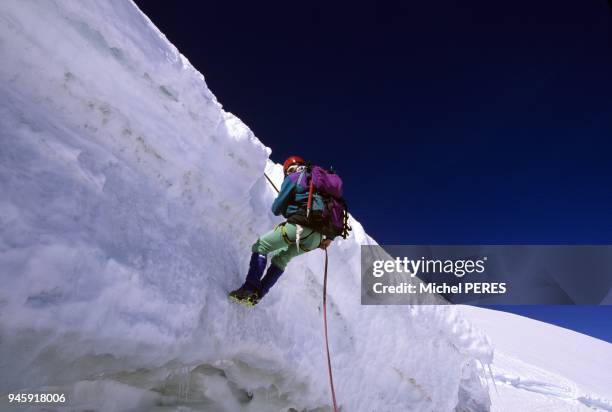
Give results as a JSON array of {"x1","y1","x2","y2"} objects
[{"x1": 0, "y1": 1, "x2": 493, "y2": 411}]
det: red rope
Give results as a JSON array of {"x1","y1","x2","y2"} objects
[{"x1": 323, "y1": 249, "x2": 339, "y2": 412}]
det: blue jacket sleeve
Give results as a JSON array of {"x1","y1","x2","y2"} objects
[{"x1": 271, "y1": 176, "x2": 295, "y2": 216}]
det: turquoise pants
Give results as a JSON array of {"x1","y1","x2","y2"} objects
[{"x1": 252, "y1": 223, "x2": 322, "y2": 270}]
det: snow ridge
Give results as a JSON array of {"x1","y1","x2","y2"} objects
[
  {"x1": 493, "y1": 358, "x2": 612, "y2": 411},
  {"x1": 460, "y1": 306, "x2": 612, "y2": 411}
]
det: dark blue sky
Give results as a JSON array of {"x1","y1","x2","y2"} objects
[{"x1": 134, "y1": 1, "x2": 612, "y2": 342}]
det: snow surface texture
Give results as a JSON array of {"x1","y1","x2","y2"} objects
[
  {"x1": 0, "y1": 1, "x2": 493, "y2": 411},
  {"x1": 460, "y1": 307, "x2": 612, "y2": 412}
]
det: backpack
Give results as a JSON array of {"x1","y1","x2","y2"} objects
[{"x1": 305, "y1": 166, "x2": 352, "y2": 239}]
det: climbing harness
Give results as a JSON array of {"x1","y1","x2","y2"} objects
[{"x1": 278, "y1": 222, "x2": 316, "y2": 252}]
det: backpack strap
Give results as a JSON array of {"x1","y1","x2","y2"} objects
[{"x1": 297, "y1": 170, "x2": 306, "y2": 186}]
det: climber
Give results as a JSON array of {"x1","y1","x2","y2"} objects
[{"x1": 228, "y1": 155, "x2": 350, "y2": 306}]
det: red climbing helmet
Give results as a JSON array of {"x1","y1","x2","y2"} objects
[{"x1": 283, "y1": 155, "x2": 305, "y2": 175}]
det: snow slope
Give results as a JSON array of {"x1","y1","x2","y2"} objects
[
  {"x1": 0, "y1": 1, "x2": 493, "y2": 411},
  {"x1": 460, "y1": 306, "x2": 612, "y2": 412}
]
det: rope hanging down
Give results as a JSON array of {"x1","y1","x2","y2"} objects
[
  {"x1": 323, "y1": 249, "x2": 339, "y2": 412},
  {"x1": 264, "y1": 172, "x2": 280, "y2": 193}
]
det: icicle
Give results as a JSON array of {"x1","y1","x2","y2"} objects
[{"x1": 487, "y1": 363, "x2": 499, "y2": 396}]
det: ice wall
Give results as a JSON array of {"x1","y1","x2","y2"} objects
[{"x1": 0, "y1": 1, "x2": 493, "y2": 410}]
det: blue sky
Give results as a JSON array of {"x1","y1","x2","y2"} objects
[{"x1": 134, "y1": 0, "x2": 612, "y2": 342}]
